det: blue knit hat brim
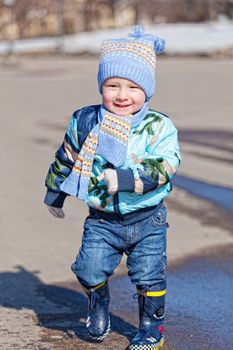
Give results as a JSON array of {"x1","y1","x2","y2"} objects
[{"x1": 98, "y1": 58, "x2": 156, "y2": 101}]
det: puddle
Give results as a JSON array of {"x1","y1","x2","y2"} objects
[
  {"x1": 37, "y1": 245, "x2": 233, "y2": 350},
  {"x1": 109, "y1": 245, "x2": 233, "y2": 350},
  {"x1": 173, "y1": 175, "x2": 233, "y2": 214},
  {"x1": 166, "y1": 244, "x2": 233, "y2": 349}
]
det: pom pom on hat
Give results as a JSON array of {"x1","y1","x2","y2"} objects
[
  {"x1": 154, "y1": 37, "x2": 165, "y2": 54},
  {"x1": 128, "y1": 24, "x2": 145, "y2": 38},
  {"x1": 129, "y1": 24, "x2": 165, "y2": 54},
  {"x1": 98, "y1": 25, "x2": 165, "y2": 100}
]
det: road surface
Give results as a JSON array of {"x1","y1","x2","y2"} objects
[{"x1": 0, "y1": 55, "x2": 232, "y2": 350}]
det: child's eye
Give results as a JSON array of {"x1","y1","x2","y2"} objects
[
  {"x1": 106, "y1": 84, "x2": 118, "y2": 88},
  {"x1": 130, "y1": 85, "x2": 139, "y2": 89}
]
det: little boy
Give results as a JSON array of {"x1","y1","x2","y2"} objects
[{"x1": 44, "y1": 25, "x2": 181, "y2": 350}]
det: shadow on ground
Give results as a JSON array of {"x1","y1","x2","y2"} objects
[
  {"x1": 179, "y1": 129, "x2": 233, "y2": 155},
  {"x1": 0, "y1": 266, "x2": 138, "y2": 349}
]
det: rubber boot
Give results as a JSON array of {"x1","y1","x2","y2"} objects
[
  {"x1": 128, "y1": 285, "x2": 166, "y2": 349},
  {"x1": 84, "y1": 280, "x2": 111, "y2": 341}
]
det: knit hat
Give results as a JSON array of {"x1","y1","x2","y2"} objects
[{"x1": 97, "y1": 25, "x2": 165, "y2": 101}]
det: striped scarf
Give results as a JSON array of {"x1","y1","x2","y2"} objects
[{"x1": 60, "y1": 102, "x2": 149, "y2": 200}]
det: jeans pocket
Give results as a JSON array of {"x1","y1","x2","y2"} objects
[{"x1": 150, "y1": 205, "x2": 167, "y2": 227}]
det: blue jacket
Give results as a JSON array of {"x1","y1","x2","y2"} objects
[{"x1": 44, "y1": 105, "x2": 181, "y2": 215}]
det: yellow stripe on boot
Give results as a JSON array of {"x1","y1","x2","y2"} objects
[
  {"x1": 83, "y1": 279, "x2": 108, "y2": 294},
  {"x1": 145, "y1": 290, "x2": 166, "y2": 297}
]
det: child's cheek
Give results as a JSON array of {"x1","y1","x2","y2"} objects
[
  {"x1": 105, "y1": 91, "x2": 114, "y2": 99},
  {"x1": 102, "y1": 94, "x2": 113, "y2": 105}
]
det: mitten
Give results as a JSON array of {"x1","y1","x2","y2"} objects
[
  {"x1": 98, "y1": 169, "x2": 118, "y2": 195},
  {"x1": 47, "y1": 206, "x2": 65, "y2": 219}
]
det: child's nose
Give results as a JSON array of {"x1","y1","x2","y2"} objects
[{"x1": 116, "y1": 88, "x2": 128, "y2": 101}]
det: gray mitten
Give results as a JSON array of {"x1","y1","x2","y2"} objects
[{"x1": 47, "y1": 206, "x2": 65, "y2": 219}]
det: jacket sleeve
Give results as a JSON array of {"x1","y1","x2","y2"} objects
[
  {"x1": 116, "y1": 117, "x2": 181, "y2": 194},
  {"x1": 44, "y1": 113, "x2": 81, "y2": 208}
]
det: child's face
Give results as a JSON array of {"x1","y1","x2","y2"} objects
[{"x1": 102, "y1": 77, "x2": 146, "y2": 116}]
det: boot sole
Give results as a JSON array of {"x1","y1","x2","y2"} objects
[
  {"x1": 128, "y1": 337, "x2": 165, "y2": 350},
  {"x1": 89, "y1": 317, "x2": 111, "y2": 341}
]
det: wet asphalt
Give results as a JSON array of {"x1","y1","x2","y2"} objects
[{"x1": 1, "y1": 245, "x2": 231, "y2": 350}]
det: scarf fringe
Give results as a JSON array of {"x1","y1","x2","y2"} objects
[{"x1": 60, "y1": 172, "x2": 79, "y2": 196}]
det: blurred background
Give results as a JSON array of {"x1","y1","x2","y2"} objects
[
  {"x1": 1, "y1": 0, "x2": 233, "y2": 56},
  {"x1": 0, "y1": 1, "x2": 233, "y2": 350},
  {"x1": 1, "y1": 0, "x2": 233, "y2": 39}
]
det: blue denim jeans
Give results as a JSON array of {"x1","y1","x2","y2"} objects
[{"x1": 72, "y1": 204, "x2": 167, "y2": 290}]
